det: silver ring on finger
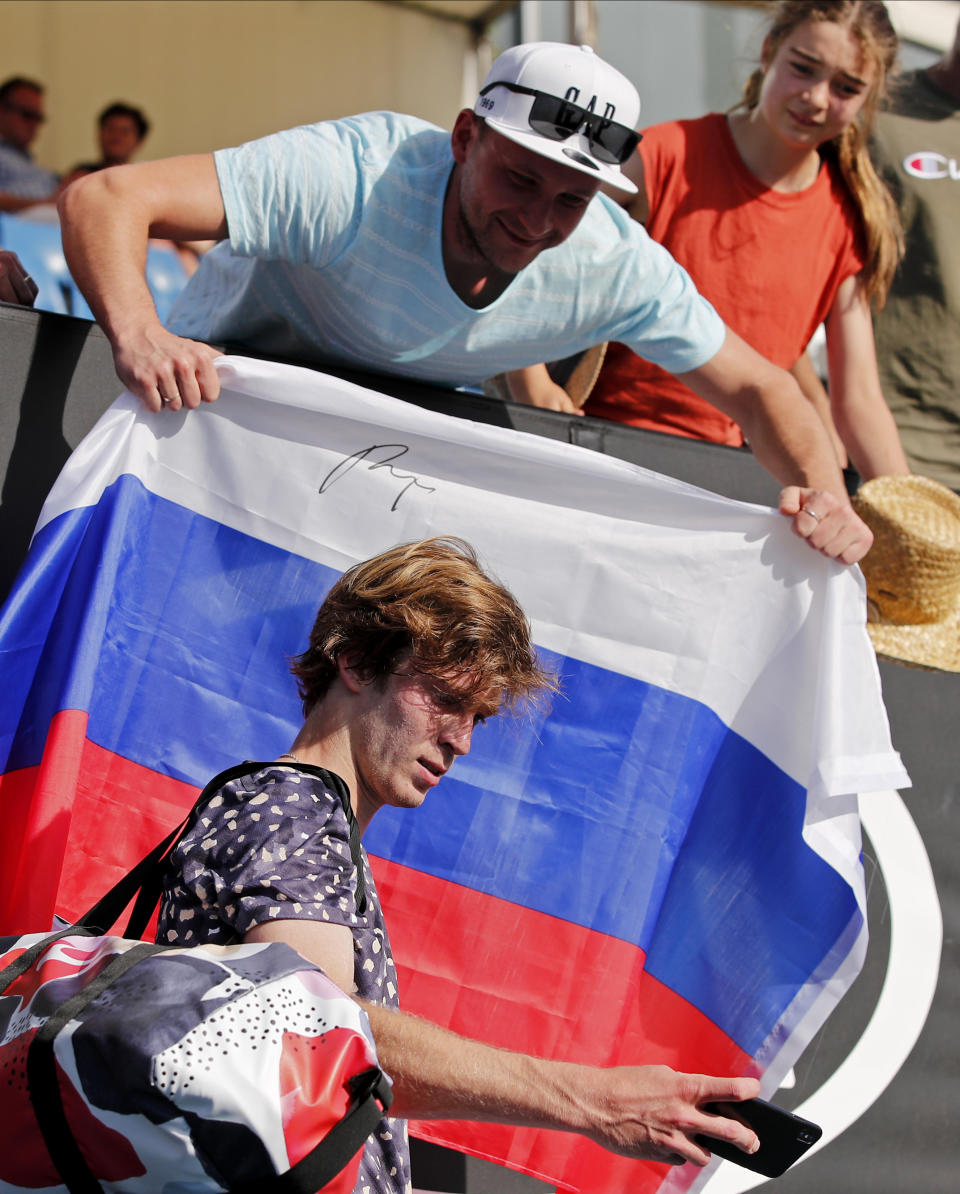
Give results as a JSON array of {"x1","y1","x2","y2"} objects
[{"x1": 801, "y1": 507, "x2": 822, "y2": 523}]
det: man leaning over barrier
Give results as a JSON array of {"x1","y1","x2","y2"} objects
[{"x1": 58, "y1": 42, "x2": 871, "y2": 563}]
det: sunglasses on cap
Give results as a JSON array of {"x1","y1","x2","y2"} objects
[{"x1": 479, "y1": 81, "x2": 640, "y2": 165}]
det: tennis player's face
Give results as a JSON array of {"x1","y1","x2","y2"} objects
[{"x1": 348, "y1": 663, "x2": 494, "y2": 822}]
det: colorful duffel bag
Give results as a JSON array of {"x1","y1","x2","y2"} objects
[{"x1": 0, "y1": 763, "x2": 392, "y2": 1194}]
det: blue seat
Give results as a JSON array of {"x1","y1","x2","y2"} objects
[
  {"x1": 2, "y1": 217, "x2": 191, "y2": 324},
  {"x1": 0, "y1": 213, "x2": 74, "y2": 316}
]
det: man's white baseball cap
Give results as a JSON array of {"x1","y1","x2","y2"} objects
[{"x1": 473, "y1": 42, "x2": 640, "y2": 194}]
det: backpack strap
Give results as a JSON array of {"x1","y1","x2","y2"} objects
[
  {"x1": 75, "y1": 761, "x2": 267, "y2": 937},
  {"x1": 228, "y1": 1068, "x2": 393, "y2": 1194},
  {"x1": 76, "y1": 759, "x2": 364, "y2": 940},
  {"x1": 292, "y1": 762, "x2": 367, "y2": 916},
  {"x1": 27, "y1": 942, "x2": 164, "y2": 1194},
  {"x1": 221, "y1": 761, "x2": 366, "y2": 916}
]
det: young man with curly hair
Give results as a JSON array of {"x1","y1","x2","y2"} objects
[{"x1": 158, "y1": 537, "x2": 759, "y2": 1194}]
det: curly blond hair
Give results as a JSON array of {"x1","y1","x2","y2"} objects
[{"x1": 291, "y1": 537, "x2": 556, "y2": 715}]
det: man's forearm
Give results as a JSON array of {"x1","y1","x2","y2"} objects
[
  {"x1": 738, "y1": 370, "x2": 850, "y2": 498},
  {"x1": 57, "y1": 159, "x2": 227, "y2": 411},
  {"x1": 58, "y1": 169, "x2": 158, "y2": 343},
  {"x1": 364, "y1": 1002, "x2": 584, "y2": 1129},
  {"x1": 362, "y1": 1001, "x2": 760, "y2": 1166},
  {"x1": 737, "y1": 375, "x2": 879, "y2": 560},
  {"x1": 680, "y1": 331, "x2": 873, "y2": 562},
  {"x1": 680, "y1": 330, "x2": 847, "y2": 497}
]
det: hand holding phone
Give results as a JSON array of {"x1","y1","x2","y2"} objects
[{"x1": 695, "y1": 1097, "x2": 822, "y2": 1178}]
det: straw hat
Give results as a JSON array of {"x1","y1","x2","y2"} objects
[
  {"x1": 852, "y1": 474, "x2": 960, "y2": 672},
  {"x1": 483, "y1": 342, "x2": 607, "y2": 409}
]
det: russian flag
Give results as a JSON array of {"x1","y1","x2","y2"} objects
[{"x1": 0, "y1": 357, "x2": 908, "y2": 1193}]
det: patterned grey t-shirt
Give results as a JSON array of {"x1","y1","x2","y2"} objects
[{"x1": 157, "y1": 762, "x2": 410, "y2": 1194}]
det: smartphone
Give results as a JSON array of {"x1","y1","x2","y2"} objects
[{"x1": 695, "y1": 1097, "x2": 823, "y2": 1178}]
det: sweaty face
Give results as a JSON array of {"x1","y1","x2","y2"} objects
[
  {"x1": 453, "y1": 124, "x2": 601, "y2": 276},
  {"x1": 758, "y1": 19, "x2": 873, "y2": 149},
  {"x1": 0, "y1": 86, "x2": 45, "y2": 151},
  {"x1": 349, "y1": 664, "x2": 496, "y2": 822}
]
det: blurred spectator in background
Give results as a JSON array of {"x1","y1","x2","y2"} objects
[
  {"x1": 870, "y1": 14, "x2": 960, "y2": 491},
  {"x1": 0, "y1": 76, "x2": 58, "y2": 213},
  {"x1": 68, "y1": 102, "x2": 150, "y2": 177},
  {"x1": 98, "y1": 101, "x2": 150, "y2": 166},
  {"x1": 0, "y1": 94, "x2": 192, "y2": 317},
  {"x1": 57, "y1": 100, "x2": 207, "y2": 278}
]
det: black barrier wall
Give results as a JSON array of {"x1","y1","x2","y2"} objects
[
  {"x1": 0, "y1": 303, "x2": 781, "y2": 606},
  {"x1": 0, "y1": 302, "x2": 956, "y2": 1194}
]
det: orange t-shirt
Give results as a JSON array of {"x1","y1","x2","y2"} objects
[{"x1": 585, "y1": 113, "x2": 866, "y2": 444}]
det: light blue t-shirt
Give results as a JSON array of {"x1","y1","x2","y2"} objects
[{"x1": 168, "y1": 112, "x2": 724, "y2": 386}]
